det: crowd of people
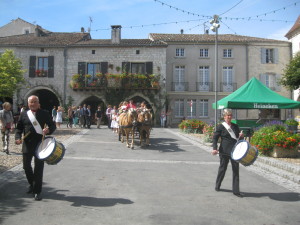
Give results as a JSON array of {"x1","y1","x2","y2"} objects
[{"x1": 50, "y1": 100, "x2": 151, "y2": 131}]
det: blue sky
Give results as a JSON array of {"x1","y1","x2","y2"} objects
[{"x1": 0, "y1": 0, "x2": 299, "y2": 40}]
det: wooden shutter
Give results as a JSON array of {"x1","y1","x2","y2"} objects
[
  {"x1": 261, "y1": 48, "x2": 266, "y2": 64},
  {"x1": 78, "y1": 62, "x2": 86, "y2": 75},
  {"x1": 122, "y1": 62, "x2": 130, "y2": 74},
  {"x1": 145, "y1": 62, "x2": 153, "y2": 74},
  {"x1": 274, "y1": 48, "x2": 279, "y2": 64},
  {"x1": 29, "y1": 56, "x2": 36, "y2": 77},
  {"x1": 48, "y1": 56, "x2": 54, "y2": 77},
  {"x1": 101, "y1": 62, "x2": 108, "y2": 74}
]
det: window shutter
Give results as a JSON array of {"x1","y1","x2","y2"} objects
[
  {"x1": 48, "y1": 56, "x2": 54, "y2": 77},
  {"x1": 261, "y1": 48, "x2": 266, "y2": 64},
  {"x1": 101, "y1": 62, "x2": 108, "y2": 74},
  {"x1": 275, "y1": 74, "x2": 281, "y2": 91},
  {"x1": 259, "y1": 74, "x2": 267, "y2": 86},
  {"x1": 274, "y1": 48, "x2": 279, "y2": 64},
  {"x1": 145, "y1": 62, "x2": 153, "y2": 74},
  {"x1": 29, "y1": 56, "x2": 36, "y2": 77},
  {"x1": 122, "y1": 62, "x2": 130, "y2": 74},
  {"x1": 78, "y1": 62, "x2": 86, "y2": 75}
]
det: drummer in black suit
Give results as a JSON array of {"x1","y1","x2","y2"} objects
[
  {"x1": 15, "y1": 95, "x2": 56, "y2": 201},
  {"x1": 211, "y1": 109, "x2": 244, "y2": 197}
]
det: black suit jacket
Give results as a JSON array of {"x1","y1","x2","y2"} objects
[
  {"x1": 213, "y1": 122, "x2": 241, "y2": 156},
  {"x1": 15, "y1": 109, "x2": 56, "y2": 154}
]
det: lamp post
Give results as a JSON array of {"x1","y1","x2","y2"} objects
[{"x1": 210, "y1": 15, "x2": 220, "y2": 129}]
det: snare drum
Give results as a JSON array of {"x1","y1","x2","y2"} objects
[
  {"x1": 231, "y1": 140, "x2": 258, "y2": 166},
  {"x1": 36, "y1": 136, "x2": 66, "y2": 165}
]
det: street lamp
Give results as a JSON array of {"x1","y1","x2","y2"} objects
[{"x1": 210, "y1": 15, "x2": 220, "y2": 129}]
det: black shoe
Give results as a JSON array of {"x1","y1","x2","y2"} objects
[
  {"x1": 5, "y1": 150, "x2": 10, "y2": 155},
  {"x1": 34, "y1": 193, "x2": 42, "y2": 201},
  {"x1": 233, "y1": 193, "x2": 244, "y2": 198},
  {"x1": 27, "y1": 185, "x2": 33, "y2": 194},
  {"x1": 215, "y1": 187, "x2": 220, "y2": 192}
]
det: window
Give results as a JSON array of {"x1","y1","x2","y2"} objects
[
  {"x1": 174, "y1": 66, "x2": 186, "y2": 91},
  {"x1": 131, "y1": 63, "x2": 145, "y2": 74},
  {"x1": 175, "y1": 99, "x2": 184, "y2": 117},
  {"x1": 187, "y1": 99, "x2": 196, "y2": 118},
  {"x1": 87, "y1": 63, "x2": 101, "y2": 78},
  {"x1": 29, "y1": 56, "x2": 54, "y2": 78},
  {"x1": 261, "y1": 48, "x2": 278, "y2": 64},
  {"x1": 198, "y1": 66, "x2": 210, "y2": 91},
  {"x1": 223, "y1": 49, "x2": 232, "y2": 58},
  {"x1": 260, "y1": 73, "x2": 281, "y2": 91},
  {"x1": 136, "y1": 50, "x2": 140, "y2": 54},
  {"x1": 222, "y1": 66, "x2": 233, "y2": 92},
  {"x1": 199, "y1": 99, "x2": 208, "y2": 117},
  {"x1": 92, "y1": 50, "x2": 96, "y2": 54},
  {"x1": 175, "y1": 48, "x2": 185, "y2": 57},
  {"x1": 36, "y1": 57, "x2": 48, "y2": 77},
  {"x1": 200, "y1": 49, "x2": 209, "y2": 58}
]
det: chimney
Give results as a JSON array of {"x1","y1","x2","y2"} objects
[
  {"x1": 180, "y1": 29, "x2": 184, "y2": 34},
  {"x1": 111, "y1": 25, "x2": 122, "y2": 44},
  {"x1": 81, "y1": 27, "x2": 85, "y2": 33},
  {"x1": 35, "y1": 25, "x2": 42, "y2": 37}
]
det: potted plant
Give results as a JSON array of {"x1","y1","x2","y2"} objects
[
  {"x1": 284, "y1": 119, "x2": 298, "y2": 132},
  {"x1": 251, "y1": 124, "x2": 300, "y2": 158}
]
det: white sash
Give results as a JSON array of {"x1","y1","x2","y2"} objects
[
  {"x1": 222, "y1": 122, "x2": 238, "y2": 140},
  {"x1": 27, "y1": 110, "x2": 43, "y2": 135}
]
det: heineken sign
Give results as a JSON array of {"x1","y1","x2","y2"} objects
[{"x1": 253, "y1": 103, "x2": 279, "y2": 109}]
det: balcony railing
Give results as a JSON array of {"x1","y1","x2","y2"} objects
[
  {"x1": 220, "y1": 82, "x2": 237, "y2": 92},
  {"x1": 196, "y1": 82, "x2": 213, "y2": 92},
  {"x1": 171, "y1": 82, "x2": 189, "y2": 91},
  {"x1": 70, "y1": 74, "x2": 161, "y2": 90}
]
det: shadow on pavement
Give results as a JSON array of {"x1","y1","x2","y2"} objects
[
  {"x1": 44, "y1": 188, "x2": 134, "y2": 207},
  {"x1": 139, "y1": 138, "x2": 186, "y2": 152}
]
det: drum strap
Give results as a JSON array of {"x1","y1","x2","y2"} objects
[
  {"x1": 222, "y1": 122, "x2": 238, "y2": 140},
  {"x1": 27, "y1": 110, "x2": 43, "y2": 135}
]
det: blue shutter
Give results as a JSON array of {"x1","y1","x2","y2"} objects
[
  {"x1": 274, "y1": 48, "x2": 279, "y2": 64},
  {"x1": 261, "y1": 48, "x2": 266, "y2": 64}
]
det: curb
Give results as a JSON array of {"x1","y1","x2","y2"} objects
[{"x1": 174, "y1": 130, "x2": 300, "y2": 188}]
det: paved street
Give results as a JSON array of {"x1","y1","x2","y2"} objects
[{"x1": 0, "y1": 127, "x2": 299, "y2": 225}]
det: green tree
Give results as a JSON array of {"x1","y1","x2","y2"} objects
[
  {"x1": 279, "y1": 52, "x2": 300, "y2": 90},
  {"x1": 0, "y1": 49, "x2": 25, "y2": 99}
]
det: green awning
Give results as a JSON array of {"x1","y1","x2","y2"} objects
[{"x1": 213, "y1": 77, "x2": 300, "y2": 109}]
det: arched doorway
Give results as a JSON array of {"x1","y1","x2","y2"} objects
[
  {"x1": 131, "y1": 96, "x2": 153, "y2": 111},
  {"x1": 81, "y1": 96, "x2": 105, "y2": 124},
  {"x1": 32, "y1": 89, "x2": 59, "y2": 114}
]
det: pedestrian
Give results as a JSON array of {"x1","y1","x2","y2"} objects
[
  {"x1": 166, "y1": 108, "x2": 172, "y2": 128},
  {"x1": 106, "y1": 105, "x2": 112, "y2": 129},
  {"x1": 86, "y1": 105, "x2": 92, "y2": 129},
  {"x1": 55, "y1": 106, "x2": 63, "y2": 128},
  {"x1": 81, "y1": 104, "x2": 87, "y2": 128},
  {"x1": 95, "y1": 106, "x2": 102, "y2": 129},
  {"x1": 111, "y1": 111, "x2": 119, "y2": 133},
  {"x1": 15, "y1": 95, "x2": 56, "y2": 201},
  {"x1": 73, "y1": 106, "x2": 79, "y2": 128},
  {"x1": 211, "y1": 108, "x2": 244, "y2": 198},
  {"x1": 160, "y1": 110, "x2": 166, "y2": 128},
  {"x1": 52, "y1": 106, "x2": 57, "y2": 122},
  {"x1": 67, "y1": 106, "x2": 73, "y2": 128},
  {"x1": 0, "y1": 102, "x2": 14, "y2": 154}
]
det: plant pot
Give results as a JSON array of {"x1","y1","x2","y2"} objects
[{"x1": 270, "y1": 146, "x2": 299, "y2": 158}]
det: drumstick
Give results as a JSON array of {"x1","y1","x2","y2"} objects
[
  {"x1": 41, "y1": 124, "x2": 47, "y2": 148},
  {"x1": 22, "y1": 131, "x2": 31, "y2": 140}
]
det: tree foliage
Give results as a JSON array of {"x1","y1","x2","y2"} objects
[
  {"x1": 279, "y1": 52, "x2": 300, "y2": 90},
  {"x1": 0, "y1": 49, "x2": 25, "y2": 98}
]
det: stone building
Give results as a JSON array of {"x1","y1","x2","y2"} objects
[
  {"x1": 0, "y1": 18, "x2": 294, "y2": 126},
  {"x1": 0, "y1": 24, "x2": 167, "y2": 125},
  {"x1": 149, "y1": 33, "x2": 292, "y2": 125}
]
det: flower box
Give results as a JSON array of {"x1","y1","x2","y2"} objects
[{"x1": 270, "y1": 146, "x2": 299, "y2": 158}]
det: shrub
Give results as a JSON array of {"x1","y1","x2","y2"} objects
[
  {"x1": 251, "y1": 124, "x2": 300, "y2": 155},
  {"x1": 284, "y1": 119, "x2": 298, "y2": 126},
  {"x1": 178, "y1": 119, "x2": 206, "y2": 134}
]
